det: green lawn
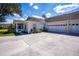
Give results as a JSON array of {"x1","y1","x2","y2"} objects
[{"x1": 0, "y1": 29, "x2": 15, "y2": 36}]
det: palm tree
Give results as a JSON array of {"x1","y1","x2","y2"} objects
[{"x1": 0, "y1": 3, "x2": 22, "y2": 22}]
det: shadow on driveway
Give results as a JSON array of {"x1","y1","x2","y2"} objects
[{"x1": 47, "y1": 32, "x2": 79, "y2": 37}]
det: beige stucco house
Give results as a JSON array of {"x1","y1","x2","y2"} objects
[
  {"x1": 13, "y1": 11, "x2": 79, "y2": 34},
  {"x1": 13, "y1": 17, "x2": 45, "y2": 33},
  {"x1": 45, "y1": 11, "x2": 79, "y2": 34}
]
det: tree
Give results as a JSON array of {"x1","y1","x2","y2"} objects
[
  {"x1": 0, "y1": 3, "x2": 22, "y2": 22},
  {"x1": 42, "y1": 14, "x2": 46, "y2": 18}
]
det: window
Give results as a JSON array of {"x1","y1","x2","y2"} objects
[
  {"x1": 72, "y1": 24, "x2": 75, "y2": 25},
  {"x1": 33, "y1": 24, "x2": 36, "y2": 30},
  {"x1": 18, "y1": 24, "x2": 23, "y2": 29},
  {"x1": 76, "y1": 24, "x2": 79, "y2": 25},
  {"x1": 33, "y1": 27, "x2": 36, "y2": 30},
  {"x1": 69, "y1": 24, "x2": 71, "y2": 25},
  {"x1": 18, "y1": 26, "x2": 21, "y2": 29}
]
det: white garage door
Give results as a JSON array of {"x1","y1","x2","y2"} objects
[
  {"x1": 47, "y1": 25, "x2": 56, "y2": 32},
  {"x1": 70, "y1": 24, "x2": 79, "y2": 34},
  {"x1": 58, "y1": 24, "x2": 67, "y2": 33},
  {"x1": 47, "y1": 25, "x2": 66, "y2": 33}
]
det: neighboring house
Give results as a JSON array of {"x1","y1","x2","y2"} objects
[
  {"x1": 45, "y1": 11, "x2": 79, "y2": 34},
  {"x1": 0, "y1": 22, "x2": 11, "y2": 28},
  {"x1": 13, "y1": 17, "x2": 45, "y2": 33}
]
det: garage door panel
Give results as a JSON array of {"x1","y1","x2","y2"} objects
[
  {"x1": 71, "y1": 25, "x2": 79, "y2": 34},
  {"x1": 47, "y1": 25, "x2": 66, "y2": 33},
  {"x1": 69, "y1": 24, "x2": 79, "y2": 34}
]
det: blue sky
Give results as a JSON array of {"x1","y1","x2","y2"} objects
[{"x1": 6, "y1": 3, "x2": 79, "y2": 23}]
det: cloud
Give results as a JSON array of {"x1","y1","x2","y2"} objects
[
  {"x1": 13, "y1": 13, "x2": 20, "y2": 17},
  {"x1": 32, "y1": 15, "x2": 44, "y2": 19},
  {"x1": 45, "y1": 13, "x2": 52, "y2": 18},
  {"x1": 14, "y1": 17, "x2": 26, "y2": 21},
  {"x1": 6, "y1": 19, "x2": 13, "y2": 23},
  {"x1": 19, "y1": 18, "x2": 26, "y2": 20},
  {"x1": 22, "y1": 14, "x2": 27, "y2": 18},
  {"x1": 33, "y1": 5, "x2": 39, "y2": 10},
  {"x1": 13, "y1": 14, "x2": 27, "y2": 21},
  {"x1": 29, "y1": 3, "x2": 33, "y2": 6},
  {"x1": 54, "y1": 3, "x2": 79, "y2": 14},
  {"x1": 14, "y1": 15, "x2": 27, "y2": 21}
]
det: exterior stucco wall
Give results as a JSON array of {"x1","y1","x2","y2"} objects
[
  {"x1": 13, "y1": 20, "x2": 44, "y2": 33},
  {"x1": 46, "y1": 20, "x2": 67, "y2": 25},
  {"x1": 26, "y1": 21, "x2": 44, "y2": 33},
  {"x1": 23, "y1": 22, "x2": 28, "y2": 32},
  {"x1": 69, "y1": 19, "x2": 79, "y2": 24}
]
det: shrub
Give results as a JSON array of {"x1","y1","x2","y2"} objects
[
  {"x1": 0, "y1": 27, "x2": 2, "y2": 29},
  {"x1": 43, "y1": 29, "x2": 48, "y2": 32},
  {"x1": 32, "y1": 29, "x2": 43, "y2": 33},
  {"x1": 14, "y1": 32, "x2": 21, "y2": 35},
  {"x1": 7, "y1": 24, "x2": 14, "y2": 33},
  {"x1": 22, "y1": 31, "x2": 28, "y2": 34}
]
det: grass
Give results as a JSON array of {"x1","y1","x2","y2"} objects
[{"x1": 0, "y1": 29, "x2": 15, "y2": 36}]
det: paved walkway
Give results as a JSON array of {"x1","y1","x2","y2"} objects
[{"x1": 0, "y1": 32, "x2": 79, "y2": 56}]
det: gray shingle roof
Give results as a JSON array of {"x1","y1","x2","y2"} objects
[
  {"x1": 13, "y1": 20, "x2": 25, "y2": 23},
  {"x1": 26, "y1": 17, "x2": 43, "y2": 22},
  {"x1": 46, "y1": 11, "x2": 79, "y2": 22}
]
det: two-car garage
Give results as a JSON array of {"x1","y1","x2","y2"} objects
[
  {"x1": 46, "y1": 21, "x2": 79, "y2": 34},
  {"x1": 45, "y1": 11, "x2": 79, "y2": 35}
]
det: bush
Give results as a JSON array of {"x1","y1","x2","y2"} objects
[
  {"x1": 0, "y1": 27, "x2": 6, "y2": 29},
  {"x1": 43, "y1": 27, "x2": 48, "y2": 32},
  {"x1": 22, "y1": 31, "x2": 28, "y2": 34},
  {"x1": 32, "y1": 29, "x2": 43, "y2": 33},
  {"x1": 7, "y1": 24, "x2": 15, "y2": 33},
  {"x1": 14, "y1": 32, "x2": 21, "y2": 35},
  {"x1": 43, "y1": 29, "x2": 48, "y2": 32},
  {"x1": 0, "y1": 27, "x2": 2, "y2": 29}
]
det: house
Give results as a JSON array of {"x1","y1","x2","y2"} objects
[
  {"x1": 0, "y1": 22, "x2": 11, "y2": 28},
  {"x1": 13, "y1": 11, "x2": 79, "y2": 34},
  {"x1": 13, "y1": 17, "x2": 45, "y2": 33},
  {"x1": 13, "y1": 20, "x2": 25, "y2": 33},
  {"x1": 45, "y1": 11, "x2": 79, "y2": 34}
]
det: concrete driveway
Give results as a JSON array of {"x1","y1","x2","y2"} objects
[{"x1": 0, "y1": 32, "x2": 79, "y2": 56}]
